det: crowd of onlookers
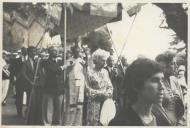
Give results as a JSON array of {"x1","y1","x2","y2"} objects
[{"x1": 2, "y1": 43, "x2": 187, "y2": 126}]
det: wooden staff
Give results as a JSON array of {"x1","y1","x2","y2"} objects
[
  {"x1": 106, "y1": 26, "x2": 125, "y2": 74},
  {"x1": 33, "y1": 57, "x2": 41, "y2": 84}
]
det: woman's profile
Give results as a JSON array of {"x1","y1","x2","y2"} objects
[{"x1": 109, "y1": 57, "x2": 164, "y2": 126}]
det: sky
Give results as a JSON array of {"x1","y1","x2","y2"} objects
[
  {"x1": 107, "y1": 3, "x2": 177, "y2": 64},
  {"x1": 40, "y1": 3, "x2": 185, "y2": 64}
]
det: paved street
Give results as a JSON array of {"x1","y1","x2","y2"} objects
[
  {"x1": 2, "y1": 87, "x2": 68, "y2": 126},
  {"x1": 2, "y1": 92, "x2": 25, "y2": 125}
]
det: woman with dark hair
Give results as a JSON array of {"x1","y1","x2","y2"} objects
[{"x1": 109, "y1": 57, "x2": 164, "y2": 126}]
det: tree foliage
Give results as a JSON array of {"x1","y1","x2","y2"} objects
[
  {"x1": 3, "y1": 3, "x2": 47, "y2": 19},
  {"x1": 155, "y1": 3, "x2": 187, "y2": 44}
]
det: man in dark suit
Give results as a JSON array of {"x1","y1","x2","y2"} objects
[
  {"x1": 42, "y1": 46, "x2": 73, "y2": 125},
  {"x1": 9, "y1": 47, "x2": 28, "y2": 118},
  {"x1": 105, "y1": 56, "x2": 124, "y2": 113},
  {"x1": 21, "y1": 46, "x2": 36, "y2": 111}
]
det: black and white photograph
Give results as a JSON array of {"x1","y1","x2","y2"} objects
[{"x1": 1, "y1": 1, "x2": 188, "y2": 126}]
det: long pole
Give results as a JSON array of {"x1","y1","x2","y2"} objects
[
  {"x1": 118, "y1": 14, "x2": 137, "y2": 56},
  {"x1": 106, "y1": 25, "x2": 125, "y2": 73},
  {"x1": 63, "y1": 5, "x2": 68, "y2": 125},
  {"x1": 64, "y1": 5, "x2": 67, "y2": 83}
]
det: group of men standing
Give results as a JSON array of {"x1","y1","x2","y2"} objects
[
  {"x1": 7, "y1": 43, "x2": 129, "y2": 126},
  {"x1": 9, "y1": 46, "x2": 65, "y2": 125},
  {"x1": 9, "y1": 45, "x2": 91, "y2": 125}
]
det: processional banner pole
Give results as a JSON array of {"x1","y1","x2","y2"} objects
[
  {"x1": 64, "y1": 5, "x2": 67, "y2": 82},
  {"x1": 63, "y1": 5, "x2": 69, "y2": 125}
]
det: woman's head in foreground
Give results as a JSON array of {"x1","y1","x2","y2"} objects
[{"x1": 123, "y1": 57, "x2": 165, "y2": 105}]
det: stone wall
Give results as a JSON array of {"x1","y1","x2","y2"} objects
[{"x1": 3, "y1": 11, "x2": 46, "y2": 52}]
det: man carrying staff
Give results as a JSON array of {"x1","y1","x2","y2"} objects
[{"x1": 42, "y1": 46, "x2": 74, "y2": 125}]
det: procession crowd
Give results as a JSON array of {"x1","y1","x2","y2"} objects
[{"x1": 2, "y1": 42, "x2": 187, "y2": 126}]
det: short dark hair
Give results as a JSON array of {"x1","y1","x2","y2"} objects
[
  {"x1": 106, "y1": 55, "x2": 114, "y2": 63},
  {"x1": 27, "y1": 46, "x2": 35, "y2": 54},
  {"x1": 48, "y1": 46, "x2": 56, "y2": 54},
  {"x1": 123, "y1": 57, "x2": 163, "y2": 105},
  {"x1": 21, "y1": 47, "x2": 27, "y2": 52},
  {"x1": 155, "y1": 51, "x2": 175, "y2": 65},
  {"x1": 71, "y1": 46, "x2": 83, "y2": 58}
]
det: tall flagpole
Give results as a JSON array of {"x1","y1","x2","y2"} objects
[
  {"x1": 64, "y1": 5, "x2": 67, "y2": 81},
  {"x1": 63, "y1": 5, "x2": 67, "y2": 125}
]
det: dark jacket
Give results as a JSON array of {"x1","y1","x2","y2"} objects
[
  {"x1": 109, "y1": 107, "x2": 144, "y2": 126},
  {"x1": 43, "y1": 59, "x2": 64, "y2": 95},
  {"x1": 21, "y1": 58, "x2": 36, "y2": 91},
  {"x1": 9, "y1": 57, "x2": 23, "y2": 81},
  {"x1": 152, "y1": 104, "x2": 172, "y2": 126},
  {"x1": 104, "y1": 66, "x2": 124, "y2": 110}
]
